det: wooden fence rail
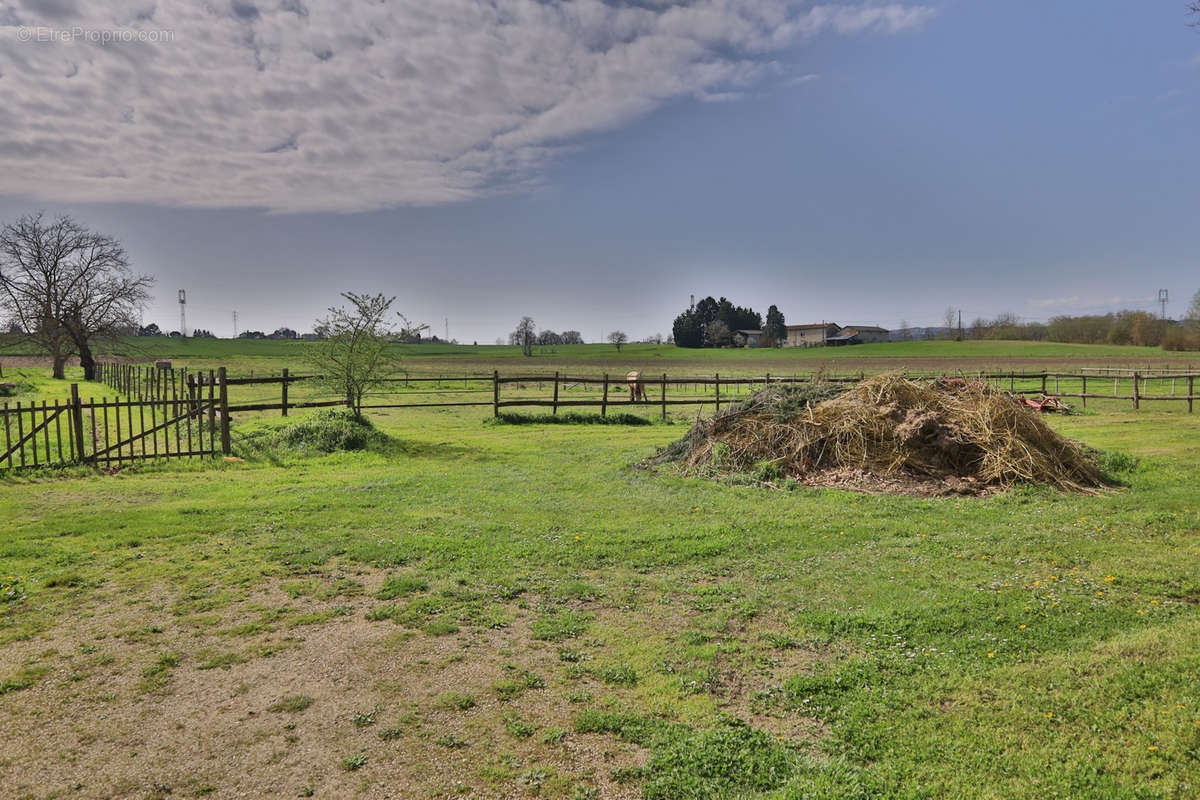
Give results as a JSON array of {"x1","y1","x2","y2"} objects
[{"x1": 96, "y1": 366, "x2": 1194, "y2": 419}]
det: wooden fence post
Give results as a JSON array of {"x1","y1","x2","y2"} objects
[
  {"x1": 1081, "y1": 375, "x2": 1087, "y2": 409},
  {"x1": 1041, "y1": 372, "x2": 1047, "y2": 395},
  {"x1": 218, "y1": 367, "x2": 231, "y2": 454},
  {"x1": 281, "y1": 368, "x2": 289, "y2": 417},
  {"x1": 661, "y1": 373, "x2": 667, "y2": 420},
  {"x1": 715, "y1": 373, "x2": 720, "y2": 412},
  {"x1": 1132, "y1": 371, "x2": 1140, "y2": 410},
  {"x1": 552, "y1": 371, "x2": 559, "y2": 416},
  {"x1": 207, "y1": 370, "x2": 216, "y2": 455},
  {"x1": 601, "y1": 374, "x2": 609, "y2": 417},
  {"x1": 69, "y1": 383, "x2": 86, "y2": 463},
  {"x1": 1189, "y1": 375, "x2": 1194, "y2": 414},
  {"x1": 492, "y1": 370, "x2": 499, "y2": 418}
]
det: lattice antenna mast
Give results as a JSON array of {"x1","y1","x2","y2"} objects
[
  {"x1": 178, "y1": 289, "x2": 187, "y2": 337},
  {"x1": 232, "y1": 311, "x2": 239, "y2": 338},
  {"x1": 1159, "y1": 289, "x2": 1169, "y2": 320}
]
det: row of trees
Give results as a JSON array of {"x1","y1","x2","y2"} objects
[
  {"x1": 959, "y1": 299, "x2": 1200, "y2": 349},
  {"x1": 509, "y1": 325, "x2": 585, "y2": 348},
  {"x1": 0, "y1": 213, "x2": 153, "y2": 380},
  {"x1": 136, "y1": 323, "x2": 217, "y2": 338},
  {"x1": 672, "y1": 296, "x2": 785, "y2": 348}
]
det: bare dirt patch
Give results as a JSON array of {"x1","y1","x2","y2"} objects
[{"x1": 0, "y1": 568, "x2": 827, "y2": 799}]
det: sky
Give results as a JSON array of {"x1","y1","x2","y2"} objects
[{"x1": 1, "y1": 0, "x2": 1197, "y2": 343}]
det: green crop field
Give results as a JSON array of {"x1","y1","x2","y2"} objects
[{"x1": 2, "y1": 346, "x2": 1199, "y2": 799}]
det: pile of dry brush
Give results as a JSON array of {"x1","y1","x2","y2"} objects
[{"x1": 649, "y1": 374, "x2": 1107, "y2": 495}]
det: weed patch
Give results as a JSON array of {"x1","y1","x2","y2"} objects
[{"x1": 531, "y1": 609, "x2": 592, "y2": 641}]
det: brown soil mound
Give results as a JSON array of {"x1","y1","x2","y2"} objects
[{"x1": 650, "y1": 374, "x2": 1106, "y2": 495}]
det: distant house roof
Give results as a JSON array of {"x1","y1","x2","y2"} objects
[
  {"x1": 843, "y1": 325, "x2": 888, "y2": 333},
  {"x1": 826, "y1": 334, "x2": 859, "y2": 342},
  {"x1": 735, "y1": 329, "x2": 763, "y2": 335},
  {"x1": 786, "y1": 323, "x2": 839, "y2": 330}
]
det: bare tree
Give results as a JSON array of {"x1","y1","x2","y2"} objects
[
  {"x1": 560, "y1": 330, "x2": 583, "y2": 345},
  {"x1": 307, "y1": 292, "x2": 399, "y2": 420},
  {"x1": 510, "y1": 316, "x2": 536, "y2": 356},
  {"x1": 942, "y1": 307, "x2": 957, "y2": 340},
  {"x1": 0, "y1": 213, "x2": 152, "y2": 380},
  {"x1": 607, "y1": 330, "x2": 628, "y2": 352},
  {"x1": 1187, "y1": 289, "x2": 1200, "y2": 324}
]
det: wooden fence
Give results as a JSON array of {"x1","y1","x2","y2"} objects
[
  {"x1": 6, "y1": 365, "x2": 1198, "y2": 472},
  {"x1": 99, "y1": 364, "x2": 1200, "y2": 418},
  {"x1": 1, "y1": 368, "x2": 231, "y2": 472}
]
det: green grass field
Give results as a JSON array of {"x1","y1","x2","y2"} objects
[
  {"x1": 2, "y1": 350, "x2": 1200, "y2": 799},
  {"x1": 5, "y1": 336, "x2": 1200, "y2": 379}
]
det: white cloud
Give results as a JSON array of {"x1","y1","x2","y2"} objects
[
  {"x1": 0, "y1": 1, "x2": 935, "y2": 212},
  {"x1": 786, "y1": 72, "x2": 820, "y2": 85}
]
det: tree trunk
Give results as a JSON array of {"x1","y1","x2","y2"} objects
[
  {"x1": 78, "y1": 340, "x2": 96, "y2": 381},
  {"x1": 52, "y1": 355, "x2": 67, "y2": 380}
]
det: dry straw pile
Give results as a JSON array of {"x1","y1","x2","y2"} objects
[{"x1": 652, "y1": 373, "x2": 1106, "y2": 494}]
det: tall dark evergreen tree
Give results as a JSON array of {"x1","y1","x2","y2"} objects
[
  {"x1": 672, "y1": 309, "x2": 704, "y2": 348},
  {"x1": 764, "y1": 305, "x2": 786, "y2": 345}
]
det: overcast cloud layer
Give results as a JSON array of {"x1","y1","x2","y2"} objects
[{"x1": 0, "y1": 0, "x2": 933, "y2": 212}]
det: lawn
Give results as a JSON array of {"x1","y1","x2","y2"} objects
[{"x1": 1, "y1": 371, "x2": 1199, "y2": 798}]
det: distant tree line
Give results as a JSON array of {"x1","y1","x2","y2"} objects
[
  {"x1": 673, "y1": 297, "x2": 785, "y2": 348},
  {"x1": 533, "y1": 329, "x2": 583, "y2": 346},
  {"x1": 964, "y1": 295, "x2": 1200, "y2": 350}
]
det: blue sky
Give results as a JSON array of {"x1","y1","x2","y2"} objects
[{"x1": 1, "y1": 1, "x2": 1197, "y2": 342}]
